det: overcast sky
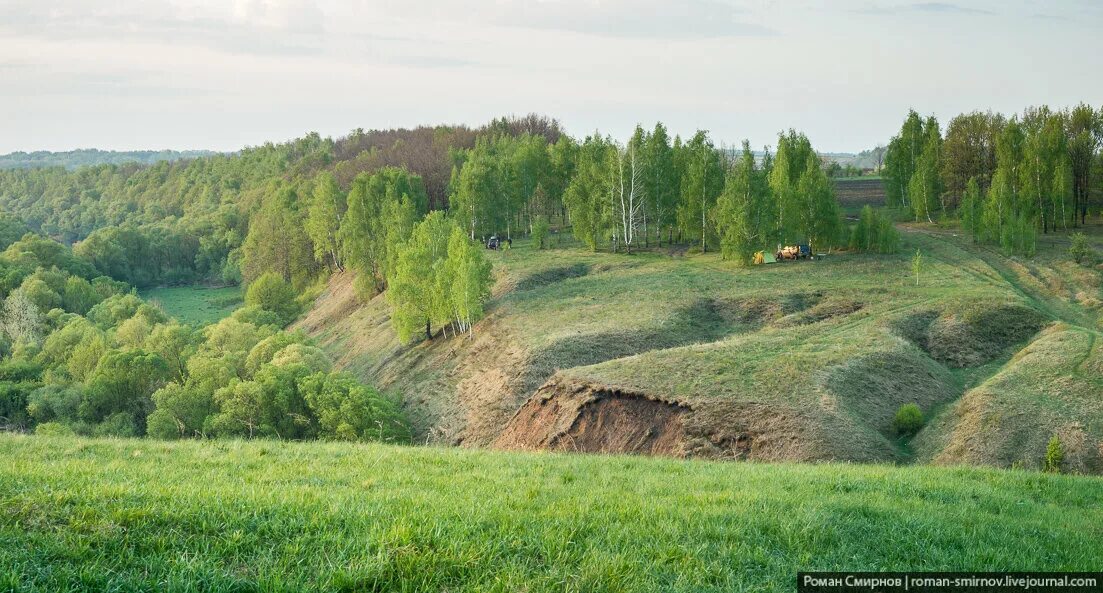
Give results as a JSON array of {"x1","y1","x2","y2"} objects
[{"x1": 1, "y1": 0, "x2": 1100, "y2": 154}]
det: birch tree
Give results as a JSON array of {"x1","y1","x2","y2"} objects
[
  {"x1": 611, "y1": 140, "x2": 645, "y2": 253},
  {"x1": 676, "y1": 131, "x2": 724, "y2": 252},
  {"x1": 713, "y1": 141, "x2": 770, "y2": 264}
]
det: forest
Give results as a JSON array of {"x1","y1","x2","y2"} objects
[{"x1": 883, "y1": 104, "x2": 1103, "y2": 255}]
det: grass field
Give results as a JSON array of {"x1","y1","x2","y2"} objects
[
  {"x1": 141, "y1": 285, "x2": 243, "y2": 326},
  {"x1": 2, "y1": 434, "x2": 1101, "y2": 592}
]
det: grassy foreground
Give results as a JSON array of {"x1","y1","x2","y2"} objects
[{"x1": 2, "y1": 435, "x2": 1102, "y2": 592}]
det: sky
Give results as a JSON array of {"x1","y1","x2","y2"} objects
[{"x1": 1, "y1": 0, "x2": 1101, "y2": 154}]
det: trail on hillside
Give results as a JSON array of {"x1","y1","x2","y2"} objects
[{"x1": 903, "y1": 226, "x2": 1097, "y2": 330}]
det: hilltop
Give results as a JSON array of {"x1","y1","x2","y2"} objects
[{"x1": 298, "y1": 219, "x2": 1103, "y2": 473}]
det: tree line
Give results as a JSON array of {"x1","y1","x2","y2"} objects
[{"x1": 884, "y1": 104, "x2": 1103, "y2": 255}]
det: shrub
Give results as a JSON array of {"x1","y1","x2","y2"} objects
[
  {"x1": 892, "y1": 403, "x2": 925, "y2": 436},
  {"x1": 231, "y1": 306, "x2": 284, "y2": 328},
  {"x1": 245, "y1": 273, "x2": 301, "y2": 327},
  {"x1": 1068, "y1": 232, "x2": 1094, "y2": 265},
  {"x1": 1043, "y1": 435, "x2": 1064, "y2": 473},
  {"x1": 849, "y1": 206, "x2": 900, "y2": 254},
  {"x1": 531, "y1": 216, "x2": 550, "y2": 250},
  {"x1": 34, "y1": 421, "x2": 74, "y2": 436},
  {"x1": 92, "y1": 412, "x2": 138, "y2": 437}
]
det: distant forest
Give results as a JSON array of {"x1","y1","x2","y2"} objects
[{"x1": 0, "y1": 149, "x2": 218, "y2": 171}]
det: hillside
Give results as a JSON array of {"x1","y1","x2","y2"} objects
[
  {"x1": 2, "y1": 434, "x2": 1101, "y2": 592},
  {"x1": 299, "y1": 223, "x2": 1103, "y2": 472}
]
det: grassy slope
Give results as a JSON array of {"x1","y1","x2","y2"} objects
[
  {"x1": 300, "y1": 222, "x2": 1103, "y2": 468},
  {"x1": 141, "y1": 285, "x2": 242, "y2": 326},
  {"x1": 3, "y1": 435, "x2": 1102, "y2": 592}
]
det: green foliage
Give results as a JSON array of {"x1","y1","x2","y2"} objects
[
  {"x1": 146, "y1": 384, "x2": 215, "y2": 440},
  {"x1": 770, "y1": 130, "x2": 841, "y2": 249},
  {"x1": 531, "y1": 216, "x2": 550, "y2": 249},
  {"x1": 713, "y1": 141, "x2": 770, "y2": 264},
  {"x1": 0, "y1": 380, "x2": 37, "y2": 430},
  {"x1": 848, "y1": 206, "x2": 900, "y2": 254},
  {"x1": 676, "y1": 131, "x2": 725, "y2": 252},
  {"x1": 231, "y1": 306, "x2": 284, "y2": 328},
  {"x1": 1068, "y1": 233, "x2": 1094, "y2": 264},
  {"x1": 562, "y1": 134, "x2": 613, "y2": 251},
  {"x1": 244, "y1": 272, "x2": 301, "y2": 326},
  {"x1": 387, "y1": 214, "x2": 494, "y2": 343},
  {"x1": 306, "y1": 172, "x2": 345, "y2": 270},
  {"x1": 893, "y1": 403, "x2": 925, "y2": 436},
  {"x1": 241, "y1": 197, "x2": 317, "y2": 290},
  {"x1": 884, "y1": 110, "x2": 925, "y2": 209},
  {"x1": 1044, "y1": 435, "x2": 1064, "y2": 474},
  {"x1": 75, "y1": 225, "x2": 203, "y2": 288},
  {"x1": 299, "y1": 372, "x2": 410, "y2": 442},
  {"x1": 33, "y1": 421, "x2": 74, "y2": 436},
  {"x1": 80, "y1": 350, "x2": 171, "y2": 432},
  {"x1": 26, "y1": 385, "x2": 83, "y2": 425},
  {"x1": 339, "y1": 167, "x2": 424, "y2": 297},
  {"x1": 907, "y1": 117, "x2": 944, "y2": 221}
]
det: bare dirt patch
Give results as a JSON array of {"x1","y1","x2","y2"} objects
[{"x1": 494, "y1": 379, "x2": 688, "y2": 456}]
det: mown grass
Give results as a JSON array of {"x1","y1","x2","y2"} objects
[
  {"x1": 2, "y1": 434, "x2": 1102, "y2": 592},
  {"x1": 141, "y1": 285, "x2": 243, "y2": 326}
]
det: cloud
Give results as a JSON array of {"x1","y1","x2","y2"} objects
[
  {"x1": 856, "y1": 2, "x2": 995, "y2": 16},
  {"x1": 496, "y1": 0, "x2": 776, "y2": 39},
  {"x1": 370, "y1": 0, "x2": 776, "y2": 39},
  {"x1": 0, "y1": 0, "x2": 328, "y2": 57},
  {"x1": 909, "y1": 2, "x2": 993, "y2": 15}
]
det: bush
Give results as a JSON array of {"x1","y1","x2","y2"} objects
[
  {"x1": 231, "y1": 306, "x2": 284, "y2": 328},
  {"x1": 34, "y1": 421, "x2": 74, "y2": 436},
  {"x1": 1043, "y1": 435, "x2": 1064, "y2": 473},
  {"x1": 245, "y1": 273, "x2": 301, "y2": 327},
  {"x1": 849, "y1": 206, "x2": 900, "y2": 254},
  {"x1": 1068, "y1": 233, "x2": 1095, "y2": 265},
  {"x1": 892, "y1": 403, "x2": 925, "y2": 436},
  {"x1": 92, "y1": 412, "x2": 138, "y2": 437},
  {"x1": 531, "y1": 216, "x2": 550, "y2": 250}
]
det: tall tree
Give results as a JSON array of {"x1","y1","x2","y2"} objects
[
  {"x1": 884, "y1": 110, "x2": 926, "y2": 208},
  {"x1": 612, "y1": 133, "x2": 647, "y2": 253},
  {"x1": 1065, "y1": 104, "x2": 1102, "y2": 226},
  {"x1": 563, "y1": 134, "x2": 613, "y2": 251},
  {"x1": 676, "y1": 131, "x2": 724, "y2": 252},
  {"x1": 769, "y1": 130, "x2": 816, "y2": 243},
  {"x1": 642, "y1": 123, "x2": 678, "y2": 246},
  {"x1": 387, "y1": 212, "x2": 454, "y2": 343},
  {"x1": 941, "y1": 111, "x2": 1004, "y2": 202},
  {"x1": 908, "y1": 117, "x2": 943, "y2": 222},
  {"x1": 305, "y1": 172, "x2": 345, "y2": 271},
  {"x1": 340, "y1": 167, "x2": 427, "y2": 296},
  {"x1": 713, "y1": 141, "x2": 770, "y2": 264}
]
